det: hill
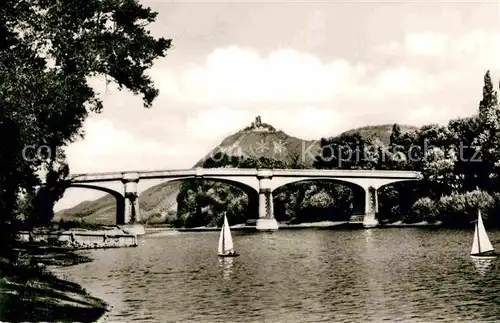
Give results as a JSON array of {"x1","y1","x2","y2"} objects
[
  {"x1": 54, "y1": 195, "x2": 115, "y2": 224},
  {"x1": 339, "y1": 124, "x2": 418, "y2": 145},
  {"x1": 194, "y1": 117, "x2": 320, "y2": 168},
  {"x1": 54, "y1": 118, "x2": 415, "y2": 225}
]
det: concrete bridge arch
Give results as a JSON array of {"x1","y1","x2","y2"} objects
[
  {"x1": 376, "y1": 178, "x2": 420, "y2": 190},
  {"x1": 270, "y1": 176, "x2": 420, "y2": 225},
  {"x1": 156, "y1": 176, "x2": 259, "y2": 194},
  {"x1": 66, "y1": 183, "x2": 125, "y2": 224},
  {"x1": 375, "y1": 178, "x2": 423, "y2": 218},
  {"x1": 271, "y1": 177, "x2": 365, "y2": 194},
  {"x1": 150, "y1": 176, "x2": 260, "y2": 220},
  {"x1": 271, "y1": 177, "x2": 366, "y2": 215},
  {"x1": 65, "y1": 176, "x2": 261, "y2": 225}
]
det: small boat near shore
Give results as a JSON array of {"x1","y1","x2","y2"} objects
[
  {"x1": 218, "y1": 214, "x2": 239, "y2": 257},
  {"x1": 470, "y1": 210, "x2": 498, "y2": 259}
]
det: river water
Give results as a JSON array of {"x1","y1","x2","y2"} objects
[{"x1": 54, "y1": 228, "x2": 500, "y2": 322}]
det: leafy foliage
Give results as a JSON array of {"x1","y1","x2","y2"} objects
[
  {"x1": 1, "y1": 0, "x2": 170, "y2": 244},
  {"x1": 411, "y1": 197, "x2": 438, "y2": 223}
]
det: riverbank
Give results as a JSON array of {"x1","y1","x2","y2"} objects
[
  {"x1": 148, "y1": 220, "x2": 445, "y2": 232},
  {"x1": 173, "y1": 221, "x2": 351, "y2": 232},
  {"x1": 381, "y1": 220, "x2": 443, "y2": 228},
  {"x1": 18, "y1": 226, "x2": 138, "y2": 249},
  {"x1": 0, "y1": 243, "x2": 108, "y2": 322}
]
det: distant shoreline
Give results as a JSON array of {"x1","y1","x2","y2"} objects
[{"x1": 144, "y1": 220, "x2": 444, "y2": 233}]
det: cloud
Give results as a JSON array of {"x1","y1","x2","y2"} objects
[
  {"x1": 65, "y1": 119, "x2": 204, "y2": 173},
  {"x1": 375, "y1": 30, "x2": 500, "y2": 72},
  {"x1": 183, "y1": 105, "x2": 346, "y2": 141},
  {"x1": 404, "y1": 32, "x2": 450, "y2": 57},
  {"x1": 377, "y1": 32, "x2": 450, "y2": 57},
  {"x1": 457, "y1": 30, "x2": 490, "y2": 54},
  {"x1": 377, "y1": 31, "x2": 449, "y2": 57},
  {"x1": 456, "y1": 30, "x2": 500, "y2": 71},
  {"x1": 185, "y1": 106, "x2": 252, "y2": 140},
  {"x1": 253, "y1": 106, "x2": 345, "y2": 140},
  {"x1": 372, "y1": 67, "x2": 438, "y2": 96},
  {"x1": 165, "y1": 45, "x2": 442, "y2": 108},
  {"x1": 405, "y1": 105, "x2": 466, "y2": 126},
  {"x1": 149, "y1": 70, "x2": 180, "y2": 97},
  {"x1": 176, "y1": 46, "x2": 366, "y2": 104}
]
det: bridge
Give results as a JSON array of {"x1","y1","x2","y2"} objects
[{"x1": 65, "y1": 167, "x2": 422, "y2": 230}]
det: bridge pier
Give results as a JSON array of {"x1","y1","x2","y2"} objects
[
  {"x1": 363, "y1": 186, "x2": 379, "y2": 228},
  {"x1": 124, "y1": 192, "x2": 140, "y2": 224},
  {"x1": 256, "y1": 171, "x2": 279, "y2": 231},
  {"x1": 121, "y1": 173, "x2": 142, "y2": 224}
]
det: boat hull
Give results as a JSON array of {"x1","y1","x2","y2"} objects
[
  {"x1": 470, "y1": 255, "x2": 497, "y2": 259},
  {"x1": 218, "y1": 253, "x2": 239, "y2": 257},
  {"x1": 470, "y1": 251, "x2": 498, "y2": 259}
]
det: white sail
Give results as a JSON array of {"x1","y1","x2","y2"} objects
[
  {"x1": 223, "y1": 215, "x2": 234, "y2": 252},
  {"x1": 218, "y1": 215, "x2": 234, "y2": 254},
  {"x1": 218, "y1": 222, "x2": 224, "y2": 254},
  {"x1": 471, "y1": 211, "x2": 494, "y2": 254}
]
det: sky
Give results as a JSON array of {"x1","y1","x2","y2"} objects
[{"x1": 55, "y1": 0, "x2": 500, "y2": 211}]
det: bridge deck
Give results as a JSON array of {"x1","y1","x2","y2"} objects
[{"x1": 69, "y1": 168, "x2": 421, "y2": 183}]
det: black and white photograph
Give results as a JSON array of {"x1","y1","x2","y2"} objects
[{"x1": 1, "y1": 0, "x2": 500, "y2": 322}]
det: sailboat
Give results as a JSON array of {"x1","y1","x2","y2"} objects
[
  {"x1": 470, "y1": 210, "x2": 498, "y2": 259},
  {"x1": 218, "y1": 214, "x2": 239, "y2": 257}
]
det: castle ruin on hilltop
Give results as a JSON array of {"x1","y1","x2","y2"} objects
[{"x1": 246, "y1": 116, "x2": 276, "y2": 132}]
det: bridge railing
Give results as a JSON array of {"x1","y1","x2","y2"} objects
[{"x1": 271, "y1": 169, "x2": 421, "y2": 178}]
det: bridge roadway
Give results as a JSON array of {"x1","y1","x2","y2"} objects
[
  {"x1": 69, "y1": 167, "x2": 421, "y2": 183},
  {"x1": 65, "y1": 167, "x2": 421, "y2": 231}
]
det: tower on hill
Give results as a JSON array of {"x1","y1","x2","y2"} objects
[{"x1": 247, "y1": 115, "x2": 275, "y2": 132}]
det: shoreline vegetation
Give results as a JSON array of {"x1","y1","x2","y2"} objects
[{"x1": 0, "y1": 242, "x2": 108, "y2": 322}]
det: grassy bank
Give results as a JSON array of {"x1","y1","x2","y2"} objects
[{"x1": 0, "y1": 243, "x2": 108, "y2": 322}]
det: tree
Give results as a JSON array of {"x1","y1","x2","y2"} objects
[
  {"x1": 26, "y1": 149, "x2": 70, "y2": 229},
  {"x1": 437, "y1": 190, "x2": 495, "y2": 226},
  {"x1": 390, "y1": 123, "x2": 402, "y2": 146},
  {"x1": 1, "y1": 0, "x2": 171, "y2": 247},
  {"x1": 421, "y1": 147, "x2": 457, "y2": 197},
  {"x1": 473, "y1": 71, "x2": 500, "y2": 190},
  {"x1": 412, "y1": 197, "x2": 438, "y2": 223},
  {"x1": 313, "y1": 133, "x2": 372, "y2": 170},
  {"x1": 448, "y1": 116, "x2": 480, "y2": 191}
]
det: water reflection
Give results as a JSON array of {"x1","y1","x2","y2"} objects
[
  {"x1": 470, "y1": 257, "x2": 494, "y2": 276},
  {"x1": 56, "y1": 229, "x2": 500, "y2": 322},
  {"x1": 218, "y1": 257, "x2": 234, "y2": 280},
  {"x1": 363, "y1": 229, "x2": 373, "y2": 245}
]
